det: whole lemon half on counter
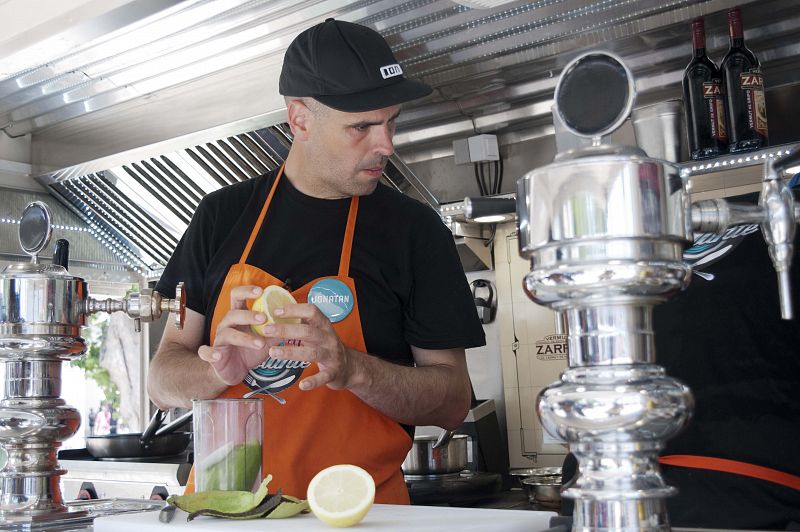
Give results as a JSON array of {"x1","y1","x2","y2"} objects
[
  {"x1": 250, "y1": 285, "x2": 301, "y2": 335},
  {"x1": 307, "y1": 464, "x2": 375, "y2": 528}
]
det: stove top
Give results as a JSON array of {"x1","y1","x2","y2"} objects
[
  {"x1": 59, "y1": 448, "x2": 193, "y2": 463},
  {"x1": 405, "y1": 470, "x2": 502, "y2": 506},
  {"x1": 58, "y1": 448, "x2": 193, "y2": 501}
]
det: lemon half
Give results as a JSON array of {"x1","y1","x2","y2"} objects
[
  {"x1": 307, "y1": 464, "x2": 375, "y2": 528},
  {"x1": 250, "y1": 285, "x2": 301, "y2": 336}
]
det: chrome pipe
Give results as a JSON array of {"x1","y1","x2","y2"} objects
[{"x1": 561, "y1": 303, "x2": 657, "y2": 367}]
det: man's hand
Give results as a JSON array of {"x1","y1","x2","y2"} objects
[
  {"x1": 250, "y1": 300, "x2": 471, "y2": 429},
  {"x1": 259, "y1": 303, "x2": 358, "y2": 391},
  {"x1": 197, "y1": 285, "x2": 283, "y2": 386}
]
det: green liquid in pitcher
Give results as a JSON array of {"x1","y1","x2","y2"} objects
[{"x1": 201, "y1": 441, "x2": 262, "y2": 491}]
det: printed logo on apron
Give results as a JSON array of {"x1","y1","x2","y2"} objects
[
  {"x1": 685, "y1": 223, "x2": 758, "y2": 274},
  {"x1": 243, "y1": 345, "x2": 310, "y2": 396},
  {"x1": 308, "y1": 278, "x2": 354, "y2": 323}
]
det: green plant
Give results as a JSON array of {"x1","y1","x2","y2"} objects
[{"x1": 70, "y1": 313, "x2": 120, "y2": 413}]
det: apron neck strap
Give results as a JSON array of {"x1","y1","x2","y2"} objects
[
  {"x1": 239, "y1": 164, "x2": 285, "y2": 264},
  {"x1": 338, "y1": 196, "x2": 359, "y2": 277},
  {"x1": 239, "y1": 164, "x2": 360, "y2": 277}
]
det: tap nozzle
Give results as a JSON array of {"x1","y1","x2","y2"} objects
[
  {"x1": 86, "y1": 282, "x2": 185, "y2": 329},
  {"x1": 760, "y1": 152, "x2": 800, "y2": 320}
]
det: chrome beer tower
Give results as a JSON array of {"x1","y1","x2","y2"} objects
[
  {"x1": 516, "y1": 52, "x2": 799, "y2": 531},
  {"x1": 0, "y1": 201, "x2": 185, "y2": 527}
]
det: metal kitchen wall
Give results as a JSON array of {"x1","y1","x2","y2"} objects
[{"x1": 0, "y1": 187, "x2": 140, "y2": 288}]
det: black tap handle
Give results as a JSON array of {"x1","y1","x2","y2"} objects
[{"x1": 53, "y1": 239, "x2": 69, "y2": 269}]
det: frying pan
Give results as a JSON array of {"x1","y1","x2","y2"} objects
[{"x1": 86, "y1": 409, "x2": 193, "y2": 459}]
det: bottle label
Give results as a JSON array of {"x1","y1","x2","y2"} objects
[
  {"x1": 740, "y1": 68, "x2": 768, "y2": 136},
  {"x1": 703, "y1": 80, "x2": 728, "y2": 141}
]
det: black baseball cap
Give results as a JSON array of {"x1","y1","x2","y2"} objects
[{"x1": 279, "y1": 18, "x2": 432, "y2": 112}]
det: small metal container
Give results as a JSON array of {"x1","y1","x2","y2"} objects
[
  {"x1": 509, "y1": 466, "x2": 561, "y2": 488},
  {"x1": 521, "y1": 476, "x2": 562, "y2": 508},
  {"x1": 402, "y1": 434, "x2": 468, "y2": 475},
  {"x1": 632, "y1": 99, "x2": 689, "y2": 163}
]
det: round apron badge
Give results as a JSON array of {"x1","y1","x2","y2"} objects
[{"x1": 308, "y1": 279, "x2": 354, "y2": 323}]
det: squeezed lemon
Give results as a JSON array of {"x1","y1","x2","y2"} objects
[
  {"x1": 307, "y1": 464, "x2": 375, "y2": 528},
  {"x1": 250, "y1": 285, "x2": 301, "y2": 335}
]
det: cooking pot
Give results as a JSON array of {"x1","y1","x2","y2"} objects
[
  {"x1": 402, "y1": 432, "x2": 468, "y2": 475},
  {"x1": 86, "y1": 409, "x2": 192, "y2": 459}
]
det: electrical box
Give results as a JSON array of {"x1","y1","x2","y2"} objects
[{"x1": 453, "y1": 134, "x2": 500, "y2": 165}]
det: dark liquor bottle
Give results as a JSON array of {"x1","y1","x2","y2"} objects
[
  {"x1": 721, "y1": 7, "x2": 768, "y2": 152},
  {"x1": 683, "y1": 18, "x2": 728, "y2": 159}
]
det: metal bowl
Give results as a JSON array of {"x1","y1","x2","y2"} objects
[
  {"x1": 509, "y1": 466, "x2": 562, "y2": 488},
  {"x1": 521, "y1": 476, "x2": 562, "y2": 508}
]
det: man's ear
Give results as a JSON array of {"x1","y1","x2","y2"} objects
[{"x1": 286, "y1": 98, "x2": 312, "y2": 141}]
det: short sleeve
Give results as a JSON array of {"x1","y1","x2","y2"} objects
[
  {"x1": 402, "y1": 209, "x2": 486, "y2": 350},
  {"x1": 155, "y1": 197, "x2": 216, "y2": 315}
]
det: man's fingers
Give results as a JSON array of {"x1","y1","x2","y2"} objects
[
  {"x1": 275, "y1": 303, "x2": 330, "y2": 326},
  {"x1": 214, "y1": 327, "x2": 266, "y2": 350},
  {"x1": 258, "y1": 322, "x2": 321, "y2": 343},
  {"x1": 298, "y1": 370, "x2": 332, "y2": 391},
  {"x1": 229, "y1": 285, "x2": 263, "y2": 310},
  {"x1": 269, "y1": 344, "x2": 316, "y2": 362},
  {"x1": 198, "y1": 344, "x2": 221, "y2": 363},
  {"x1": 216, "y1": 309, "x2": 267, "y2": 333}
]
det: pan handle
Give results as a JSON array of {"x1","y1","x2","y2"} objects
[
  {"x1": 155, "y1": 410, "x2": 193, "y2": 437},
  {"x1": 432, "y1": 429, "x2": 455, "y2": 449},
  {"x1": 140, "y1": 409, "x2": 167, "y2": 447}
]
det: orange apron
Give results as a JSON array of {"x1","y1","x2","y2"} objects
[
  {"x1": 660, "y1": 455, "x2": 800, "y2": 491},
  {"x1": 185, "y1": 165, "x2": 412, "y2": 503}
]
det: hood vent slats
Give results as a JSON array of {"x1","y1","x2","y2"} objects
[
  {"x1": 228, "y1": 136, "x2": 270, "y2": 174},
  {"x1": 70, "y1": 175, "x2": 176, "y2": 264},
  {"x1": 186, "y1": 146, "x2": 234, "y2": 188},
  {"x1": 123, "y1": 164, "x2": 194, "y2": 224},
  {"x1": 45, "y1": 126, "x2": 297, "y2": 273}
]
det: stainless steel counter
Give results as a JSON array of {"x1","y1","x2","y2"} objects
[
  {"x1": 4, "y1": 497, "x2": 775, "y2": 532},
  {"x1": 0, "y1": 499, "x2": 162, "y2": 532},
  {"x1": 461, "y1": 490, "x2": 775, "y2": 532}
]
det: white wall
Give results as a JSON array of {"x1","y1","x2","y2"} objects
[
  {"x1": 494, "y1": 223, "x2": 569, "y2": 469},
  {"x1": 415, "y1": 268, "x2": 506, "y2": 440},
  {"x1": 464, "y1": 269, "x2": 504, "y2": 431}
]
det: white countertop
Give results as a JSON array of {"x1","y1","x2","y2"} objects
[{"x1": 93, "y1": 504, "x2": 557, "y2": 531}]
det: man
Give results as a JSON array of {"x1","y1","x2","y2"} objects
[{"x1": 148, "y1": 19, "x2": 485, "y2": 504}]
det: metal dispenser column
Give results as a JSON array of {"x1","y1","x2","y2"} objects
[
  {"x1": 0, "y1": 201, "x2": 185, "y2": 527},
  {"x1": 516, "y1": 52, "x2": 800, "y2": 531},
  {"x1": 517, "y1": 52, "x2": 695, "y2": 531}
]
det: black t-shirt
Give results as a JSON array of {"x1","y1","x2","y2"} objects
[
  {"x1": 156, "y1": 168, "x2": 486, "y2": 364},
  {"x1": 654, "y1": 192, "x2": 800, "y2": 529}
]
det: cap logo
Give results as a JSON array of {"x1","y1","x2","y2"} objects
[{"x1": 380, "y1": 64, "x2": 403, "y2": 79}]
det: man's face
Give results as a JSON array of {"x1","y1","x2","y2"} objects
[{"x1": 304, "y1": 102, "x2": 400, "y2": 198}]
